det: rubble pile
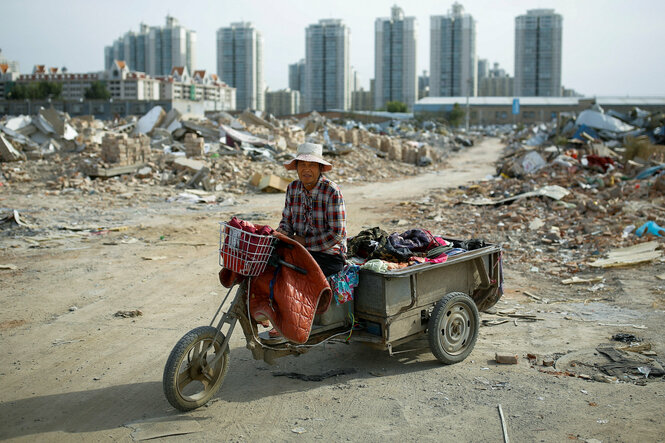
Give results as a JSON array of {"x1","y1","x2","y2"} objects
[
  {"x1": 1, "y1": 105, "x2": 475, "y2": 198},
  {"x1": 0, "y1": 108, "x2": 80, "y2": 162},
  {"x1": 391, "y1": 104, "x2": 665, "y2": 277}
]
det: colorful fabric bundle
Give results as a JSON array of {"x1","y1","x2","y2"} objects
[{"x1": 328, "y1": 264, "x2": 360, "y2": 304}]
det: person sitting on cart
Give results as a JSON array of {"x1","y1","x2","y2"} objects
[{"x1": 276, "y1": 142, "x2": 347, "y2": 278}]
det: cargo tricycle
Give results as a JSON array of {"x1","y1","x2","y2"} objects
[{"x1": 163, "y1": 222, "x2": 503, "y2": 411}]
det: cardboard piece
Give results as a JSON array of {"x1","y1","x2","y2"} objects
[
  {"x1": 589, "y1": 241, "x2": 661, "y2": 268},
  {"x1": 258, "y1": 174, "x2": 292, "y2": 193},
  {"x1": 249, "y1": 172, "x2": 262, "y2": 187}
]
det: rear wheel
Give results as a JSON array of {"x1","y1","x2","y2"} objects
[
  {"x1": 163, "y1": 326, "x2": 230, "y2": 411},
  {"x1": 428, "y1": 292, "x2": 479, "y2": 364}
]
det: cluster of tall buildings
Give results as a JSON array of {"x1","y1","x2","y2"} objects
[
  {"x1": 0, "y1": 5, "x2": 568, "y2": 117},
  {"x1": 99, "y1": 5, "x2": 564, "y2": 115},
  {"x1": 104, "y1": 16, "x2": 197, "y2": 78}
]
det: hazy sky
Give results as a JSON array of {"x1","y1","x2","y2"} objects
[{"x1": 2, "y1": 0, "x2": 664, "y2": 96}]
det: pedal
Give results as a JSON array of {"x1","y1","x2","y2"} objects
[{"x1": 258, "y1": 330, "x2": 288, "y2": 344}]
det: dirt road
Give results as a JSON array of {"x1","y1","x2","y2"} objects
[{"x1": 1, "y1": 137, "x2": 663, "y2": 442}]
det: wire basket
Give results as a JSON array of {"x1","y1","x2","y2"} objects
[{"x1": 219, "y1": 222, "x2": 275, "y2": 276}]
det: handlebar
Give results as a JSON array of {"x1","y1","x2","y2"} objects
[{"x1": 269, "y1": 239, "x2": 308, "y2": 275}]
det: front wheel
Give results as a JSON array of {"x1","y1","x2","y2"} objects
[
  {"x1": 428, "y1": 292, "x2": 479, "y2": 364},
  {"x1": 163, "y1": 326, "x2": 230, "y2": 411}
]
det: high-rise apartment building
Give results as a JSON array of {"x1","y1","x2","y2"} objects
[
  {"x1": 288, "y1": 59, "x2": 305, "y2": 94},
  {"x1": 479, "y1": 63, "x2": 514, "y2": 96},
  {"x1": 288, "y1": 59, "x2": 305, "y2": 110},
  {"x1": 430, "y1": 3, "x2": 477, "y2": 97},
  {"x1": 477, "y1": 58, "x2": 489, "y2": 80},
  {"x1": 304, "y1": 19, "x2": 350, "y2": 112},
  {"x1": 216, "y1": 22, "x2": 264, "y2": 111},
  {"x1": 104, "y1": 16, "x2": 197, "y2": 77},
  {"x1": 374, "y1": 5, "x2": 417, "y2": 110},
  {"x1": 418, "y1": 70, "x2": 429, "y2": 99},
  {"x1": 265, "y1": 89, "x2": 300, "y2": 116},
  {"x1": 514, "y1": 9, "x2": 563, "y2": 97},
  {"x1": 351, "y1": 68, "x2": 361, "y2": 93}
]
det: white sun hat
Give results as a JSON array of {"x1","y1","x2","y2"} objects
[{"x1": 284, "y1": 142, "x2": 333, "y2": 172}]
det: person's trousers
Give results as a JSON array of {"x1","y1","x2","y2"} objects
[{"x1": 309, "y1": 251, "x2": 345, "y2": 277}]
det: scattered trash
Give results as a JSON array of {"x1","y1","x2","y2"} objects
[
  {"x1": 463, "y1": 185, "x2": 570, "y2": 206},
  {"x1": 1, "y1": 210, "x2": 37, "y2": 229},
  {"x1": 497, "y1": 404, "x2": 509, "y2": 443},
  {"x1": 637, "y1": 366, "x2": 651, "y2": 378},
  {"x1": 124, "y1": 417, "x2": 202, "y2": 441},
  {"x1": 561, "y1": 276, "x2": 603, "y2": 285},
  {"x1": 612, "y1": 333, "x2": 641, "y2": 343},
  {"x1": 622, "y1": 224, "x2": 636, "y2": 238},
  {"x1": 596, "y1": 345, "x2": 664, "y2": 380},
  {"x1": 0, "y1": 264, "x2": 18, "y2": 270},
  {"x1": 495, "y1": 353, "x2": 518, "y2": 364},
  {"x1": 115, "y1": 310, "x2": 143, "y2": 318},
  {"x1": 635, "y1": 221, "x2": 665, "y2": 238},
  {"x1": 291, "y1": 427, "x2": 306, "y2": 435}
]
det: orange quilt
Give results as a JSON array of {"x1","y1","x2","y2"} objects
[{"x1": 249, "y1": 232, "x2": 331, "y2": 344}]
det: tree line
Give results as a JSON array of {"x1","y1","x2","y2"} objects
[{"x1": 5, "y1": 81, "x2": 111, "y2": 100}]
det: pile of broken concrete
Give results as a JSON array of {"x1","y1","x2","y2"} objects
[
  {"x1": 391, "y1": 103, "x2": 665, "y2": 277},
  {"x1": 1, "y1": 106, "x2": 474, "y2": 199}
]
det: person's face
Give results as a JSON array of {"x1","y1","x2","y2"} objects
[{"x1": 297, "y1": 161, "x2": 321, "y2": 190}]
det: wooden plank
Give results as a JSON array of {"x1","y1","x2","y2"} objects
[{"x1": 87, "y1": 163, "x2": 146, "y2": 178}]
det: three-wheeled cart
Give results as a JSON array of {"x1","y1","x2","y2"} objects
[{"x1": 163, "y1": 224, "x2": 503, "y2": 411}]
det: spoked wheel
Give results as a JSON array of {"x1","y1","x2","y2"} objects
[
  {"x1": 428, "y1": 292, "x2": 479, "y2": 364},
  {"x1": 163, "y1": 326, "x2": 230, "y2": 411}
]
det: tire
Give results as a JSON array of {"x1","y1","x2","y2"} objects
[
  {"x1": 163, "y1": 326, "x2": 230, "y2": 411},
  {"x1": 428, "y1": 292, "x2": 479, "y2": 364}
]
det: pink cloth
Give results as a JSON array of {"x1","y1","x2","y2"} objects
[{"x1": 410, "y1": 254, "x2": 448, "y2": 265}]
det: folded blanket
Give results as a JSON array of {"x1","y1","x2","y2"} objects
[{"x1": 249, "y1": 232, "x2": 332, "y2": 344}]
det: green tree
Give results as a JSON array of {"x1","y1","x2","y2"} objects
[
  {"x1": 386, "y1": 101, "x2": 407, "y2": 113},
  {"x1": 447, "y1": 103, "x2": 465, "y2": 127},
  {"x1": 84, "y1": 81, "x2": 111, "y2": 100},
  {"x1": 6, "y1": 81, "x2": 62, "y2": 100},
  {"x1": 38, "y1": 81, "x2": 62, "y2": 99}
]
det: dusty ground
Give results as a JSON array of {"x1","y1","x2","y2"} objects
[{"x1": 1, "y1": 137, "x2": 664, "y2": 442}]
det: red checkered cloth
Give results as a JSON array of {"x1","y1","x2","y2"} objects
[{"x1": 278, "y1": 176, "x2": 347, "y2": 256}]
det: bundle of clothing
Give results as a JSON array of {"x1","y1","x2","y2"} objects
[{"x1": 347, "y1": 227, "x2": 487, "y2": 272}]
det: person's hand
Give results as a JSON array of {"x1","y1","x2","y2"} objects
[{"x1": 275, "y1": 228, "x2": 288, "y2": 236}]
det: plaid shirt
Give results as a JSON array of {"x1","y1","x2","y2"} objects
[{"x1": 279, "y1": 176, "x2": 347, "y2": 256}]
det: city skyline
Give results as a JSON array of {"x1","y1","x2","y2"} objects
[{"x1": 2, "y1": 0, "x2": 664, "y2": 97}]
